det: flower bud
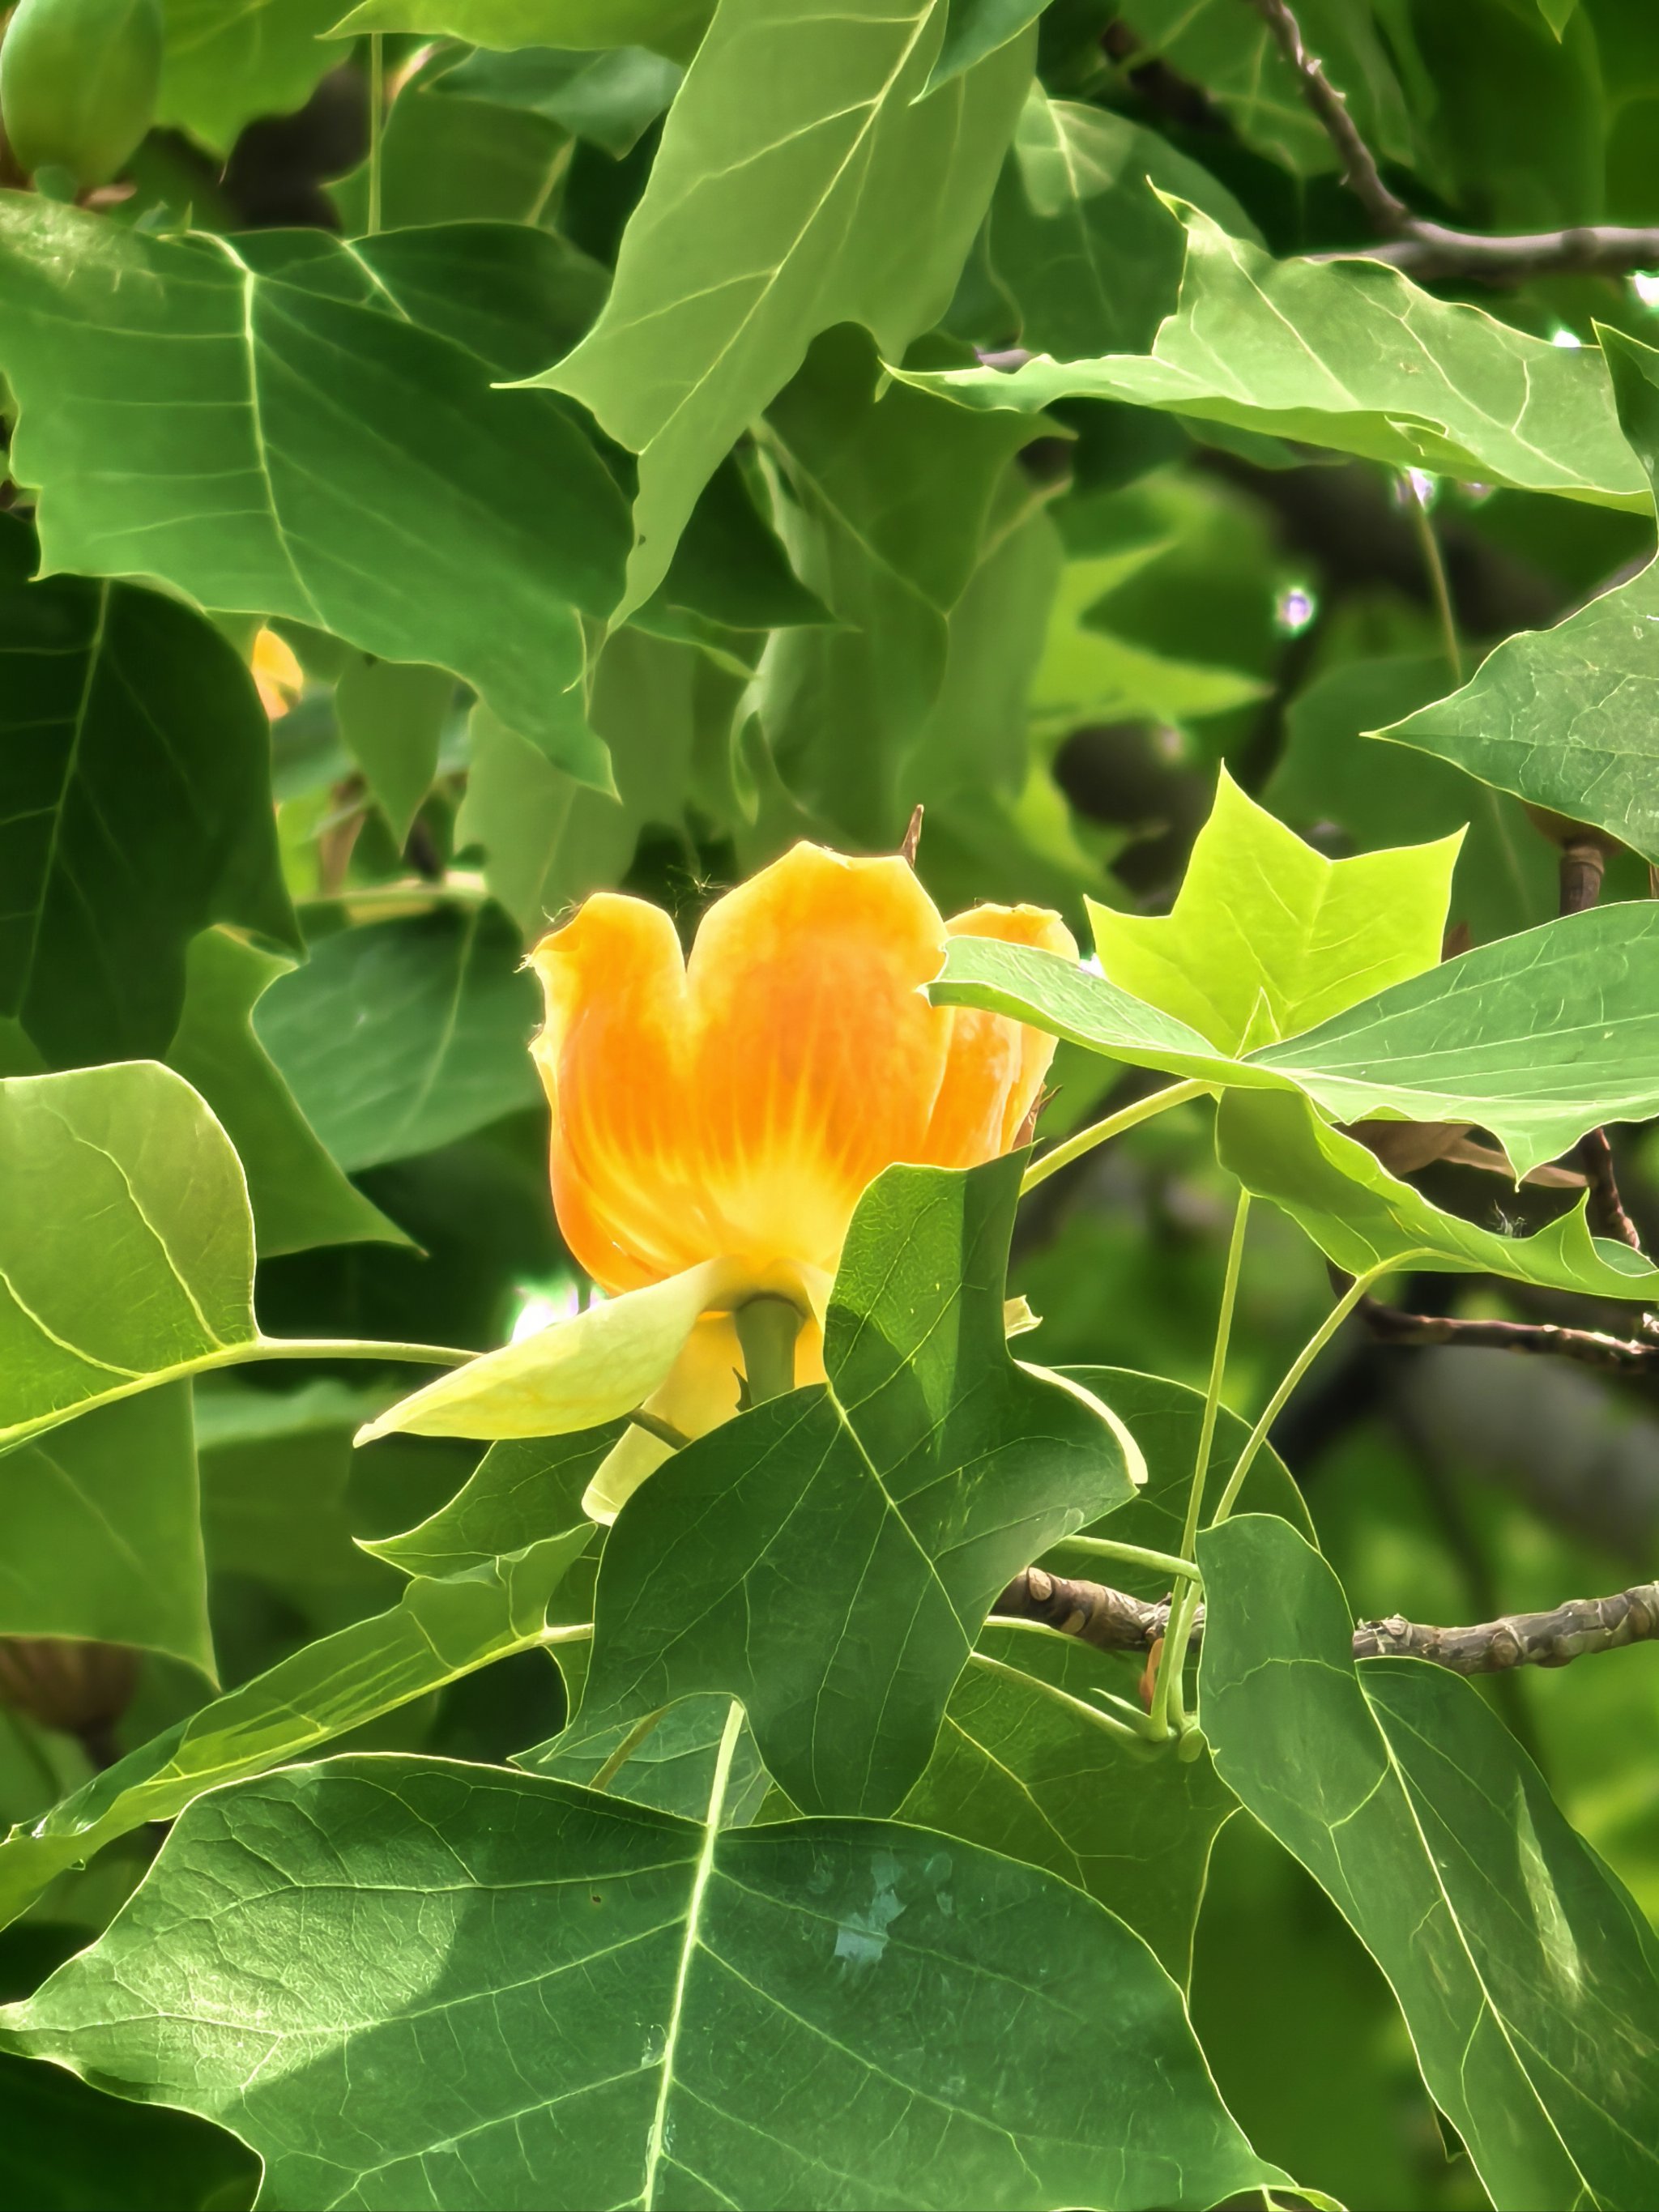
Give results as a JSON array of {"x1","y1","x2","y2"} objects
[{"x1": 1, "y1": 0, "x2": 163, "y2": 190}]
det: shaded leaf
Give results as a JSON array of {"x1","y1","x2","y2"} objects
[
  {"x1": 0, "y1": 199, "x2": 629, "y2": 783},
  {"x1": 330, "y1": 87, "x2": 570, "y2": 231},
  {"x1": 902, "y1": 207, "x2": 1648, "y2": 509},
  {"x1": 1197, "y1": 1512, "x2": 1659, "y2": 2212},
  {"x1": 0, "y1": 513, "x2": 295, "y2": 1069},
  {"x1": 1090, "y1": 769, "x2": 1459, "y2": 1052},
  {"x1": 0, "y1": 1064, "x2": 256, "y2": 1451},
  {"x1": 568, "y1": 1157, "x2": 1141, "y2": 1816},
  {"x1": 523, "y1": 1692, "x2": 774, "y2": 1827},
  {"x1": 1, "y1": 1754, "x2": 1286, "y2": 2210},
  {"x1": 254, "y1": 906, "x2": 544, "y2": 1173},
  {"x1": 1216, "y1": 1086, "x2": 1659, "y2": 1299},
  {"x1": 429, "y1": 42, "x2": 682, "y2": 157},
  {"x1": 166, "y1": 927, "x2": 404, "y2": 1258},
  {"x1": 924, "y1": 0, "x2": 1044, "y2": 93},
  {"x1": 533, "y1": 0, "x2": 1034, "y2": 609},
  {"x1": 335, "y1": 656, "x2": 454, "y2": 846},
  {"x1": 159, "y1": 0, "x2": 343, "y2": 153},
  {"x1": 0, "y1": 1387, "x2": 211, "y2": 1673}
]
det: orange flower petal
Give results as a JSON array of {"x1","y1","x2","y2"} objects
[
  {"x1": 250, "y1": 626, "x2": 303, "y2": 718},
  {"x1": 921, "y1": 905, "x2": 1078, "y2": 1165},
  {"x1": 684, "y1": 844, "x2": 954, "y2": 1275},
  {"x1": 529, "y1": 897, "x2": 715, "y2": 1293}
]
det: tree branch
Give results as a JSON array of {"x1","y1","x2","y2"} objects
[
  {"x1": 1243, "y1": 0, "x2": 1659, "y2": 283},
  {"x1": 1354, "y1": 1295, "x2": 1659, "y2": 1375},
  {"x1": 992, "y1": 1566, "x2": 1659, "y2": 1674}
]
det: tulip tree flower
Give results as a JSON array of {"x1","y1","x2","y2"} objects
[
  {"x1": 359, "y1": 842, "x2": 1075, "y2": 1515},
  {"x1": 250, "y1": 625, "x2": 303, "y2": 718}
]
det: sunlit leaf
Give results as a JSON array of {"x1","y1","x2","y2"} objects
[
  {"x1": 1198, "y1": 1513, "x2": 1659, "y2": 2212},
  {"x1": 429, "y1": 41, "x2": 682, "y2": 157},
  {"x1": 331, "y1": 0, "x2": 712, "y2": 60},
  {"x1": 1, "y1": 1754, "x2": 1287, "y2": 2209}
]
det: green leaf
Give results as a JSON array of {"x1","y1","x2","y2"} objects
[
  {"x1": 429, "y1": 42, "x2": 682, "y2": 157},
  {"x1": 335, "y1": 655, "x2": 454, "y2": 846},
  {"x1": 522, "y1": 1691, "x2": 775, "y2": 1826},
  {"x1": 254, "y1": 906, "x2": 544, "y2": 1173},
  {"x1": 0, "y1": 199, "x2": 629, "y2": 784},
  {"x1": 531, "y1": 0, "x2": 1034, "y2": 609},
  {"x1": 456, "y1": 707, "x2": 646, "y2": 941},
  {"x1": 650, "y1": 451, "x2": 831, "y2": 636},
  {"x1": 748, "y1": 326, "x2": 1041, "y2": 841},
  {"x1": 0, "y1": 1063, "x2": 256, "y2": 1452},
  {"x1": 935, "y1": 901, "x2": 1659, "y2": 1176},
  {"x1": 1216, "y1": 1086, "x2": 1659, "y2": 1299},
  {"x1": 0, "y1": 1387, "x2": 211, "y2": 1673},
  {"x1": 1375, "y1": 325, "x2": 1659, "y2": 865},
  {"x1": 159, "y1": 0, "x2": 343, "y2": 154},
  {"x1": 0, "y1": 1432, "x2": 612, "y2": 1929},
  {"x1": 983, "y1": 91, "x2": 1261, "y2": 359},
  {"x1": 566, "y1": 1157, "x2": 1141, "y2": 1816},
  {"x1": 166, "y1": 927, "x2": 405, "y2": 1258},
  {"x1": 901, "y1": 207, "x2": 1648, "y2": 509},
  {"x1": 330, "y1": 87, "x2": 570, "y2": 231},
  {"x1": 923, "y1": 0, "x2": 1043, "y2": 92},
  {"x1": 1197, "y1": 1513, "x2": 1659, "y2": 2212},
  {"x1": 363, "y1": 1425, "x2": 625, "y2": 1578},
  {"x1": 0, "y1": 512, "x2": 295, "y2": 1069},
  {"x1": 1, "y1": 1753, "x2": 1286, "y2": 2210},
  {"x1": 1090, "y1": 769, "x2": 1459, "y2": 1053},
  {"x1": 331, "y1": 0, "x2": 713, "y2": 61}
]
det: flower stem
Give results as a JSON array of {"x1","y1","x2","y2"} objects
[
  {"x1": 733, "y1": 1297, "x2": 802, "y2": 1405},
  {"x1": 1020, "y1": 1078, "x2": 1209, "y2": 1193}
]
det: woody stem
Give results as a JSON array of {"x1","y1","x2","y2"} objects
[{"x1": 734, "y1": 1297, "x2": 803, "y2": 1406}]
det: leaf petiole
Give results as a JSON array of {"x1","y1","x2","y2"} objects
[
  {"x1": 969, "y1": 1649, "x2": 1156, "y2": 1751},
  {"x1": 1051, "y1": 1534, "x2": 1201, "y2": 1583},
  {"x1": 1020, "y1": 1077, "x2": 1209, "y2": 1192}
]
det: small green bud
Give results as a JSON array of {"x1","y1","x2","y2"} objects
[{"x1": 1, "y1": 0, "x2": 163, "y2": 191}]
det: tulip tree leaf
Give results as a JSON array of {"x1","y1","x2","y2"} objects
[
  {"x1": 428, "y1": 43, "x2": 683, "y2": 159},
  {"x1": 1197, "y1": 1513, "x2": 1659, "y2": 2212},
  {"x1": 331, "y1": 0, "x2": 714, "y2": 60},
  {"x1": 983, "y1": 92, "x2": 1262, "y2": 358},
  {"x1": 1089, "y1": 769, "x2": 1460, "y2": 1053},
  {"x1": 0, "y1": 1755, "x2": 1287, "y2": 2211},
  {"x1": 165, "y1": 928, "x2": 406, "y2": 1258},
  {"x1": 0, "y1": 198, "x2": 629, "y2": 785},
  {"x1": 532, "y1": 0, "x2": 1034, "y2": 610},
  {"x1": 567, "y1": 1156, "x2": 1142, "y2": 1817},
  {"x1": 522, "y1": 1690, "x2": 775, "y2": 1828},
  {"x1": 158, "y1": 0, "x2": 344, "y2": 154},
  {"x1": 1375, "y1": 326, "x2": 1659, "y2": 865},
  {"x1": 935, "y1": 901, "x2": 1659, "y2": 1176},
  {"x1": 901, "y1": 207, "x2": 1648, "y2": 509},
  {"x1": 363, "y1": 1425, "x2": 625, "y2": 1579},
  {"x1": 0, "y1": 513, "x2": 296, "y2": 1070},
  {"x1": 924, "y1": 0, "x2": 1045, "y2": 92},
  {"x1": 330, "y1": 88, "x2": 572, "y2": 233},
  {"x1": 254, "y1": 906, "x2": 544, "y2": 1173},
  {"x1": 334, "y1": 656, "x2": 455, "y2": 847},
  {"x1": 0, "y1": 1427, "x2": 616, "y2": 1931},
  {"x1": 0, "y1": 1064, "x2": 258, "y2": 1453},
  {"x1": 1216, "y1": 1088, "x2": 1659, "y2": 1300},
  {"x1": 0, "y1": 1387, "x2": 211, "y2": 1673}
]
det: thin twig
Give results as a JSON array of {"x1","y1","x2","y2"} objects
[
  {"x1": 1243, "y1": 0, "x2": 1659, "y2": 283},
  {"x1": 992, "y1": 1567, "x2": 1659, "y2": 1675},
  {"x1": 1579, "y1": 1128, "x2": 1644, "y2": 1252},
  {"x1": 1355, "y1": 1295, "x2": 1659, "y2": 1375}
]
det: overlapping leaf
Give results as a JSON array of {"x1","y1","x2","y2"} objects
[
  {"x1": 160, "y1": 0, "x2": 344, "y2": 151},
  {"x1": 936, "y1": 901, "x2": 1659, "y2": 1175},
  {"x1": 0, "y1": 1428, "x2": 617, "y2": 1932},
  {"x1": 1198, "y1": 1514, "x2": 1659, "y2": 2212},
  {"x1": 566, "y1": 1157, "x2": 1141, "y2": 1816},
  {"x1": 0, "y1": 514, "x2": 295, "y2": 1068},
  {"x1": 0, "y1": 201, "x2": 629, "y2": 782},
  {"x1": 531, "y1": 0, "x2": 1034, "y2": 608},
  {"x1": 1, "y1": 1754, "x2": 1286, "y2": 2209},
  {"x1": 0, "y1": 1064, "x2": 257, "y2": 1451},
  {"x1": 333, "y1": 0, "x2": 712, "y2": 58},
  {"x1": 902, "y1": 207, "x2": 1648, "y2": 508}
]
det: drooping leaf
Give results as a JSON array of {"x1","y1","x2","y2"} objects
[
  {"x1": 0, "y1": 1387, "x2": 211, "y2": 1673},
  {"x1": 0, "y1": 1064, "x2": 257, "y2": 1452},
  {"x1": 935, "y1": 901, "x2": 1659, "y2": 1175},
  {"x1": 1216, "y1": 1086, "x2": 1659, "y2": 1298},
  {"x1": 0, "y1": 512, "x2": 295, "y2": 1069},
  {"x1": 166, "y1": 927, "x2": 405, "y2": 1257},
  {"x1": 429, "y1": 42, "x2": 683, "y2": 157},
  {"x1": 334, "y1": 656, "x2": 455, "y2": 847},
  {"x1": 159, "y1": 0, "x2": 343, "y2": 153},
  {"x1": 1089, "y1": 769, "x2": 1459, "y2": 1052},
  {"x1": 901, "y1": 207, "x2": 1648, "y2": 509},
  {"x1": 531, "y1": 0, "x2": 1034, "y2": 609},
  {"x1": 1375, "y1": 325, "x2": 1659, "y2": 865},
  {"x1": 0, "y1": 1435, "x2": 612, "y2": 1930},
  {"x1": 331, "y1": 0, "x2": 714, "y2": 61},
  {"x1": 564, "y1": 1157, "x2": 1141, "y2": 1817},
  {"x1": 0, "y1": 199, "x2": 629, "y2": 783},
  {"x1": 254, "y1": 906, "x2": 544, "y2": 1173},
  {"x1": 1197, "y1": 1512, "x2": 1659, "y2": 2212},
  {"x1": 982, "y1": 91, "x2": 1261, "y2": 358},
  {"x1": 1, "y1": 1754, "x2": 1286, "y2": 2210}
]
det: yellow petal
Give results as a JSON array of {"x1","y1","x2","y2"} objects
[
  {"x1": 922, "y1": 905, "x2": 1078, "y2": 1164},
  {"x1": 354, "y1": 1259, "x2": 742, "y2": 1444},
  {"x1": 250, "y1": 626, "x2": 303, "y2": 718}
]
